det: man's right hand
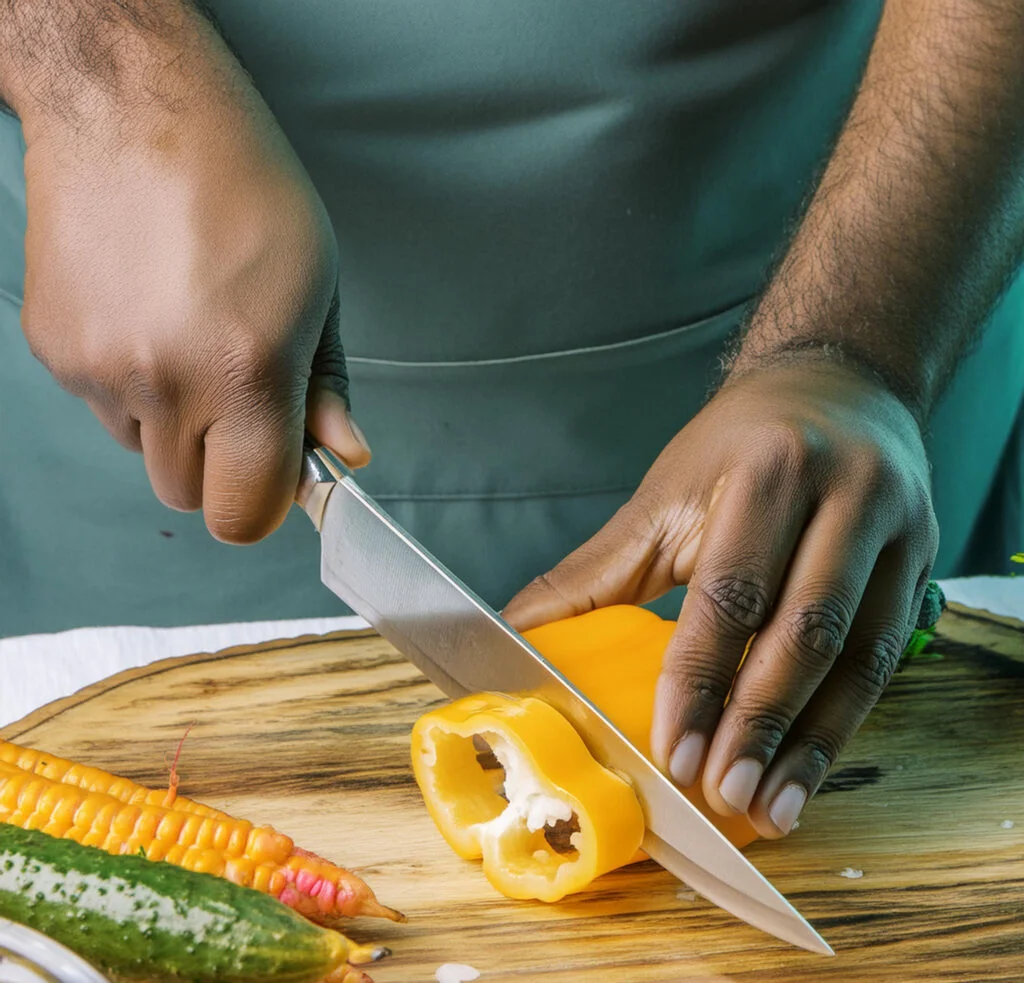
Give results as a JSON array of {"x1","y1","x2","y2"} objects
[{"x1": 3, "y1": 0, "x2": 370, "y2": 543}]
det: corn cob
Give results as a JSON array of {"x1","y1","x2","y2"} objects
[
  {"x1": 1, "y1": 740, "x2": 403, "y2": 922},
  {"x1": 0, "y1": 761, "x2": 402, "y2": 923},
  {"x1": 0, "y1": 739, "x2": 228, "y2": 817}
]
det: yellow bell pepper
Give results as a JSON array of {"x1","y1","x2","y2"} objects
[
  {"x1": 411, "y1": 692, "x2": 645, "y2": 902},
  {"x1": 411, "y1": 605, "x2": 758, "y2": 903},
  {"x1": 524, "y1": 605, "x2": 758, "y2": 851}
]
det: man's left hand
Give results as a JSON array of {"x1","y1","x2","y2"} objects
[{"x1": 503, "y1": 357, "x2": 938, "y2": 839}]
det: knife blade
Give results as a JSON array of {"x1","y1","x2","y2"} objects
[{"x1": 297, "y1": 445, "x2": 832, "y2": 956}]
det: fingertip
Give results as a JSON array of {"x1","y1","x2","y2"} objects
[
  {"x1": 502, "y1": 575, "x2": 577, "y2": 632},
  {"x1": 667, "y1": 732, "x2": 707, "y2": 789},
  {"x1": 204, "y1": 503, "x2": 289, "y2": 545},
  {"x1": 765, "y1": 782, "x2": 808, "y2": 838},
  {"x1": 201, "y1": 408, "x2": 304, "y2": 545},
  {"x1": 649, "y1": 672, "x2": 686, "y2": 774},
  {"x1": 306, "y1": 385, "x2": 372, "y2": 469}
]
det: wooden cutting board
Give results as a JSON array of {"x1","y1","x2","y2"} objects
[{"x1": 3, "y1": 605, "x2": 1023, "y2": 983}]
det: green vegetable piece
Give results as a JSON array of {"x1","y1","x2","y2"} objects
[
  {"x1": 897, "y1": 580, "x2": 947, "y2": 672},
  {"x1": 915, "y1": 580, "x2": 946, "y2": 631},
  {"x1": 0, "y1": 824, "x2": 350, "y2": 983}
]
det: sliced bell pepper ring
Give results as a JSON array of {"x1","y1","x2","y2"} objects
[
  {"x1": 411, "y1": 692, "x2": 646, "y2": 902},
  {"x1": 411, "y1": 605, "x2": 759, "y2": 903}
]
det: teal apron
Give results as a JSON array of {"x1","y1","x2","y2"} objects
[{"x1": 1, "y1": 1, "x2": 1022, "y2": 636}]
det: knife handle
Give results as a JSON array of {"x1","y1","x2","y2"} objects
[{"x1": 296, "y1": 440, "x2": 352, "y2": 531}]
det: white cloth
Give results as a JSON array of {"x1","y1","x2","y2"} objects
[
  {"x1": 0, "y1": 616, "x2": 368, "y2": 729},
  {"x1": 1, "y1": 579, "x2": 1022, "y2": 730}
]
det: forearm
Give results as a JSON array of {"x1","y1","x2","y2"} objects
[
  {"x1": 734, "y1": 0, "x2": 1024, "y2": 423},
  {"x1": 0, "y1": 0, "x2": 240, "y2": 134}
]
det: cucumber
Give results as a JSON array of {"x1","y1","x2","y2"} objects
[{"x1": 0, "y1": 824, "x2": 348, "y2": 982}]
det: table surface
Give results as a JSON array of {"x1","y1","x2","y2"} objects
[{"x1": 2, "y1": 603, "x2": 1023, "y2": 983}]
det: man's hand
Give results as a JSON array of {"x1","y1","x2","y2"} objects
[
  {"x1": 511, "y1": 0, "x2": 1023, "y2": 835},
  {"x1": 2, "y1": 1, "x2": 370, "y2": 543},
  {"x1": 505, "y1": 358, "x2": 937, "y2": 838}
]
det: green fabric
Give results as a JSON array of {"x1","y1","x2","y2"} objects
[{"x1": 1, "y1": 0, "x2": 1022, "y2": 637}]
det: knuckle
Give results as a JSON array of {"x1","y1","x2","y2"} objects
[
  {"x1": 732, "y1": 708, "x2": 790, "y2": 756},
  {"x1": 665, "y1": 664, "x2": 734, "y2": 710},
  {"x1": 847, "y1": 627, "x2": 905, "y2": 699},
  {"x1": 759, "y1": 422, "x2": 809, "y2": 472},
  {"x1": 757, "y1": 420, "x2": 829, "y2": 476},
  {"x1": 127, "y1": 345, "x2": 174, "y2": 410},
  {"x1": 620, "y1": 492, "x2": 665, "y2": 542},
  {"x1": 783, "y1": 597, "x2": 854, "y2": 671},
  {"x1": 527, "y1": 571, "x2": 574, "y2": 604},
  {"x1": 852, "y1": 446, "x2": 901, "y2": 498},
  {"x1": 792, "y1": 732, "x2": 842, "y2": 779},
  {"x1": 217, "y1": 333, "x2": 276, "y2": 394},
  {"x1": 697, "y1": 573, "x2": 772, "y2": 635}
]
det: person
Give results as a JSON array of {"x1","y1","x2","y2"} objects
[{"x1": 1, "y1": 0, "x2": 1021, "y2": 842}]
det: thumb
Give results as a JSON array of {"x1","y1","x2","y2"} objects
[
  {"x1": 502, "y1": 499, "x2": 671, "y2": 632},
  {"x1": 305, "y1": 286, "x2": 372, "y2": 468}
]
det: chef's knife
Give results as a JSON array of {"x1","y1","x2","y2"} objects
[{"x1": 297, "y1": 444, "x2": 832, "y2": 956}]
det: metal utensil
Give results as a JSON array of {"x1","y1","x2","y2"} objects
[
  {"x1": 297, "y1": 445, "x2": 832, "y2": 955},
  {"x1": 0, "y1": 918, "x2": 108, "y2": 983}
]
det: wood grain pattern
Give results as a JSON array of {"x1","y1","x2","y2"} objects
[{"x1": 2, "y1": 605, "x2": 1023, "y2": 982}]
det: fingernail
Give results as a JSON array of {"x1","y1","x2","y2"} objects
[
  {"x1": 346, "y1": 412, "x2": 372, "y2": 455},
  {"x1": 768, "y1": 783, "x2": 807, "y2": 835},
  {"x1": 719, "y1": 758, "x2": 763, "y2": 813},
  {"x1": 668, "y1": 733, "x2": 706, "y2": 788}
]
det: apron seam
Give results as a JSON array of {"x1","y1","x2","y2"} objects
[
  {"x1": 346, "y1": 295, "x2": 754, "y2": 369},
  {"x1": 0, "y1": 286, "x2": 22, "y2": 309}
]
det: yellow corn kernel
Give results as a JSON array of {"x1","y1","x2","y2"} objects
[
  {"x1": 226, "y1": 823, "x2": 249, "y2": 856},
  {"x1": 107, "y1": 776, "x2": 139, "y2": 801},
  {"x1": 44, "y1": 788, "x2": 78, "y2": 829},
  {"x1": 111, "y1": 804, "x2": 142, "y2": 841},
  {"x1": 164, "y1": 844, "x2": 187, "y2": 865},
  {"x1": 177, "y1": 813, "x2": 203, "y2": 846},
  {"x1": 84, "y1": 798, "x2": 120, "y2": 839},
  {"x1": 251, "y1": 864, "x2": 273, "y2": 894},
  {"x1": 145, "y1": 840, "x2": 169, "y2": 862},
  {"x1": 187, "y1": 849, "x2": 224, "y2": 875},
  {"x1": 82, "y1": 829, "x2": 107, "y2": 849},
  {"x1": 193, "y1": 817, "x2": 217, "y2": 850},
  {"x1": 61, "y1": 764, "x2": 90, "y2": 788},
  {"x1": 22, "y1": 811, "x2": 47, "y2": 831},
  {"x1": 0, "y1": 780, "x2": 21, "y2": 810},
  {"x1": 211, "y1": 821, "x2": 231, "y2": 852},
  {"x1": 156, "y1": 811, "x2": 185, "y2": 842},
  {"x1": 70, "y1": 796, "x2": 103, "y2": 836},
  {"x1": 247, "y1": 827, "x2": 293, "y2": 865},
  {"x1": 268, "y1": 869, "x2": 287, "y2": 898},
  {"x1": 222, "y1": 856, "x2": 255, "y2": 886},
  {"x1": 16, "y1": 777, "x2": 46, "y2": 814},
  {"x1": 132, "y1": 808, "x2": 159, "y2": 844}
]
